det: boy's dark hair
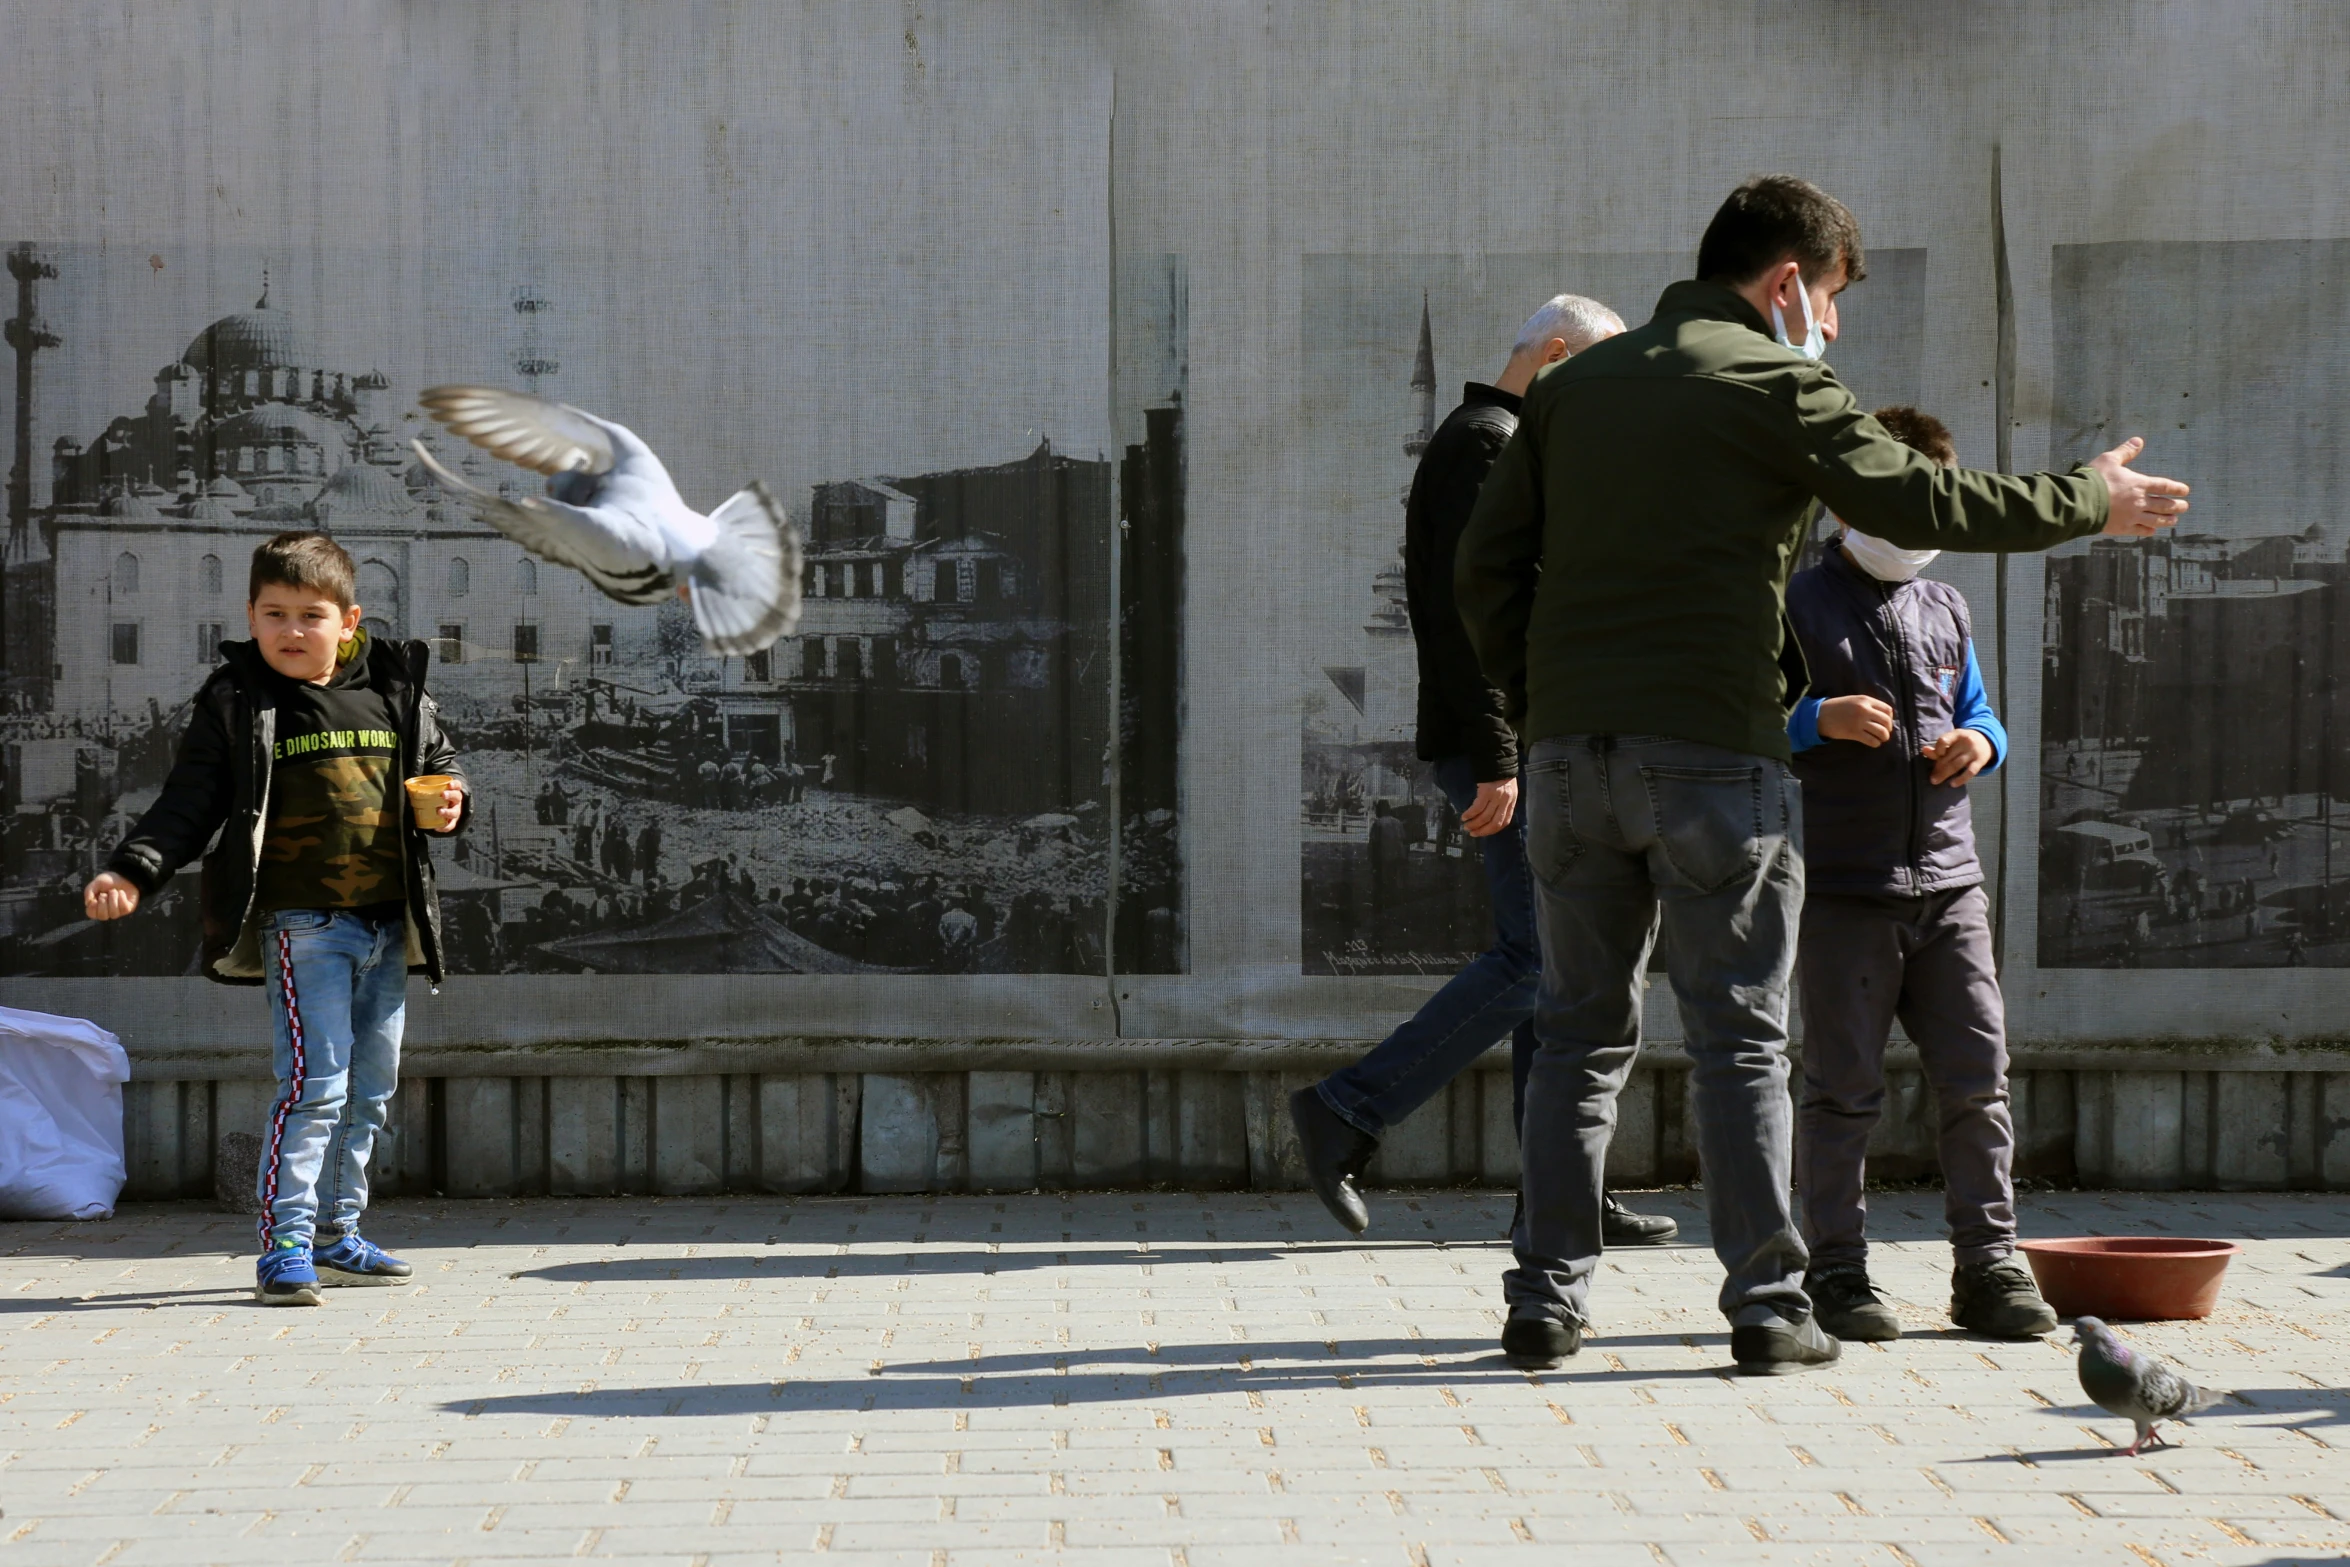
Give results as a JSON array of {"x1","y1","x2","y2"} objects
[
  {"x1": 249, "y1": 531, "x2": 357, "y2": 608},
  {"x1": 1873, "y1": 404, "x2": 1957, "y2": 466},
  {"x1": 1696, "y1": 175, "x2": 1867, "y2": 290}
]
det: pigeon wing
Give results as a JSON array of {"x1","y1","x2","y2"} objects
[
  {"x1": 2077, "y1": 1335, "x2": 2148, "y2": 1417},
  {"x1": 410, "y1": 442, "x2": 674, "y2": 606},
  {"x1": 2134, "y1": 1357, "x2": 2198, "y2": 1421},
  {"x1": 420, "y1": 385, "x2": 616, "y2": 477}
]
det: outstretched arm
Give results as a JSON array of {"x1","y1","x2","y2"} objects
[{"x1": 1791, "y1": 372, "x2": 2187, "y2": 552}]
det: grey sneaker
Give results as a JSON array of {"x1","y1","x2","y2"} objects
[
  {"x1": 1730, "y1": 1312, "x2": 1842, "y2": 1376},
  {"x1": 1951, "y1": 1256, "x2": 2058, "y2": 1338},
  {"x1": 1805, "y1": 1263, "x2": 1901, "y2": 1343}
]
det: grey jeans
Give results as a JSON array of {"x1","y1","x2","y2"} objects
[
  {"x1": 1507, "y1": 734, "x2": 1811, "y2": 1328},
  {"x1": 1795, "y1": 885, "x2": 2016, "y2": 1269}
]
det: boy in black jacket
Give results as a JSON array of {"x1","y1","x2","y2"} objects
[
  {"x1": 1783, "y1": 407, "x2": 2056, "y2": 1342},
  {"x1": 85, "y1": 532, "x2": 469, "y2": 1305}
]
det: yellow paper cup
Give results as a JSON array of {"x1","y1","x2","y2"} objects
[{"x1": 404, "y1": 774, "x2": 456, "y2": 829}]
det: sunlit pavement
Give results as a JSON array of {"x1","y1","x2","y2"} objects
[{"x1": 2, "y1": 1189, "x2": 2345, "y2": 1566}]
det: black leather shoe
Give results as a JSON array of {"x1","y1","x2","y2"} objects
[
  {"x1": 1602, "y1": 1194, "x2": 1678, "y2": 1246},
  {"x1": 1501, "y1": 1313, "x2": 1583, "y2": 1370},
  {"x1": 1288, "y1": 1087, "x2": 1376, "y2": 1234},
  {"x1": 1730, "y1": 1311, "x2": 1842, "y2": 1376}
]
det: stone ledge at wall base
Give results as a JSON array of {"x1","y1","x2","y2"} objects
[{"x1": 122, "y1": 1038, "x2": 2350, "y2": 1201}]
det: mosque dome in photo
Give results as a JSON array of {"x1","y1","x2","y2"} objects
[
  {"x1": 208, "y1": 404, "x2": 346, "y2": 481},
  {"x1": 181, "y1": 288, "x2": 313, "y2": 374},
  {"x1": 96, "y1": 489, "x2": 166, "y2": 520},
  {"x1": 310, "y1": 461, "x2": 418, "y2": 520}
]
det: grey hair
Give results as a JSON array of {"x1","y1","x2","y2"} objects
[{"x1": 1512, "y1": 293, "x2": 1625, "y2": 356}]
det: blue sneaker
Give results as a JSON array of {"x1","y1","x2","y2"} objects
[
  {"x1": 315, "y1": 1230, "x2": 414, "y2": 1287},
  {"x1": 256, "y1": 1241, "x2": 322, "y2": 1306}
]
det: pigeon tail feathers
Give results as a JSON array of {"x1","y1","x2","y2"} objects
[{"x1": 687, "y1": 481, "x2": 803, "y2": 657}]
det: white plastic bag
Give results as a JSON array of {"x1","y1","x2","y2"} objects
[{"x1": 0, "y1": 1006, "x2": 130, "y2": 1220}]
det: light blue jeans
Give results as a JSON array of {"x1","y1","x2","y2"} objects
[{"x1": 256, "y1": 905, "x2": 407, "y2": 1251}]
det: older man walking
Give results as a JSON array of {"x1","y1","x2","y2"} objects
[
  {"x1": 1290, "y1": 295, "x2": 1673, "y2": 1250},
  {"x1": 1457, "y1": 176, "x2": 2188, "y2": 1374}
]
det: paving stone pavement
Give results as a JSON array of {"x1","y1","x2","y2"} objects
[{"x1": 2, "y1": 1188, "x2": 2346, "y2": 1567}]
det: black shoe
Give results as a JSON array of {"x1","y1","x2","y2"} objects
[
  {"x1": 1950, "y1": 1256, "x2": 2059, "y2": 1338},
  {"x1": 1501, "y1": 1314, "x2": 1583, "y2": 1370},
  {"x1": 1601, "y1": 1194, "x2": 1678, "y2": 1247},
  {"x1": 1730, "y1": 1312, "x2": 1842, "y2": 1376},
  {"x1": 1288, "y1": 1087, "x2": 1376, "y2": 1234},
  {"x1": 1805, "y1": 1263, "x2": 1901, "y2": 1343}
]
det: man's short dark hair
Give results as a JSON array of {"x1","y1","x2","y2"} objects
[
  {"x1": 1696, "y1": 175, "x2": 1866, "y2": 289},
  {"x1": 1872, "y1": 405, "x2": 1957, "y2": 466},
  {"x1": 250, "y1": 530, "x2": 357, "y2": 607}
]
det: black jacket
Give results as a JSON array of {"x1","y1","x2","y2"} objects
[
  {"x1": 105, "y1": 636, "x2": 469, "y2": 985},
  {"x1": 1785, "y1": 546, "x2": 1982, "y2": 896},
  {"x1": 1404, "y1": 383, "x2": 1521, "y2": 780}
]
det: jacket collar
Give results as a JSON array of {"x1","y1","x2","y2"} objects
[
  {"x1": 1651, "y1": 278, "x2": 1774, "y2": 340},
  {"x1": 217, "y1": 634, "x2": 425, "y2": 695},
  {"x1": 1461, "y1": 381, "x2": 1521, "y2": 416}
]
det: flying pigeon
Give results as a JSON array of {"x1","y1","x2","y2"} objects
[
  {"x1": 412, "y1": 386, "x2": 801, "y2": 657},
  {"x1": 2072, "y1": 1315, "x2": 2222, "y2": 1455}
]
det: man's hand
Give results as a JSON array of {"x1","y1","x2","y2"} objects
[
  {"x1": 84, "y1": 871, "x2": 140, "y2": 921},
  {"x1": 434, "y1": 783, "x2": 465, "y2": 833},
  {"x1": 1818, "y1": 695, "x2": 1896, "y2": 747},
  {"x1": 2091, "y1": 436, "x2": 2191, "y2": 536},
  {"x1": 1460, "y1": 777, "x2": 1519, "y2": 838},
  {"x1": 1924, "y1": 728, "x2": 1995, "y2": 785}
]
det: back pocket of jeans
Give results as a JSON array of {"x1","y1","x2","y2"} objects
[
  {"x1": 1523, "y1": 759, "x2": 1583, "y2": 885},
  {"x1": 1639, "y1": 764, "x2": 1764, "y2": 893}
]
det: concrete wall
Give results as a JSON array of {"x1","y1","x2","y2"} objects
[{"x1": 130, "y1": 1045, "x2": 2350, "y2": 1201}]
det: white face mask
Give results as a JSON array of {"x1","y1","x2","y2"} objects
[
  {"x1": 1840, "y1": 527, "x2": 1939, "y2": 584},
  {"x1": 1770, "y1": 270, "x2": 1827, "y2": 361}
]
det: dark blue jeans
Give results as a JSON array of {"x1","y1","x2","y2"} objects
[
  {"x1": 1316, "y1": 754, "x2": 1536, "y2": 1138},
  {"x1": 1507, "y1": 735, "x2": 1810, "y2": 1329}
]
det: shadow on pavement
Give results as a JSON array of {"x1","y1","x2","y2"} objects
[
  {"x1": 2224, "y1": 1385, "x2": 2350, "y2": 1424},
  {"x1": 0, "y1": 1284, "x2": 251, "y2": 1314},
  {"x1": 511, "y1": 1242, "x2": 1483, "y2": 1283},
  {"x1": 438, "y1": 1336, "x2": 1740, "y2": 1418}
]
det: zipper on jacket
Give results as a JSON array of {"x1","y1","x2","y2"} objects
[
  {"x1": 1880, "y1": 579, "x2": 1925, "y2": 890},
  {"x1": 395, "y1": 649, "x2": 441, "y2": 987}
]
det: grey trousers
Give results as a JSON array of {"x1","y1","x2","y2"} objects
[
  {"x1": 1794, "y1": 884, "x2": 2017, "y2": 1269},
  {"x1": 1508, "y1": 734, "x2": 1811, "y2": 1330}
]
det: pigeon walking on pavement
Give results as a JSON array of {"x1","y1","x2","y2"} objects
[
  {"x1": 2072, "y1": 1315, "x2": 2222, "y2": 1455},
  {"x1": 413, "y1": 386, "x2": 801, "y2": 657}
]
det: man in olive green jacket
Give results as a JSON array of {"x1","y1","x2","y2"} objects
[{"x1": 1456, "y1": 175, "x2": 2188, "y2": 1376}]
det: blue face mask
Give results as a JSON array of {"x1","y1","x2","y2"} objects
[{"x1": 1770, "y1": 271, "x2": 1827, "y2": 361}]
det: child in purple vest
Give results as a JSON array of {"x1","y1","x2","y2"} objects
[{"x1": 1783, "y1": 405, "x2": 2057, "y2": 1342}]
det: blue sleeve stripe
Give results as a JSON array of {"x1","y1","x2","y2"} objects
[
  {"x1": 1788, "y1": 696, "x2": 1825, "y2": 753},
  {"x1": 1953, "y1": 641, "x2": 2006, "y2": 771}
]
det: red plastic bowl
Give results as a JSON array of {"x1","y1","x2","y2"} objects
[{"x1": 2017, "y1": 1237, "x2": 2241, "y2": 1321}]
